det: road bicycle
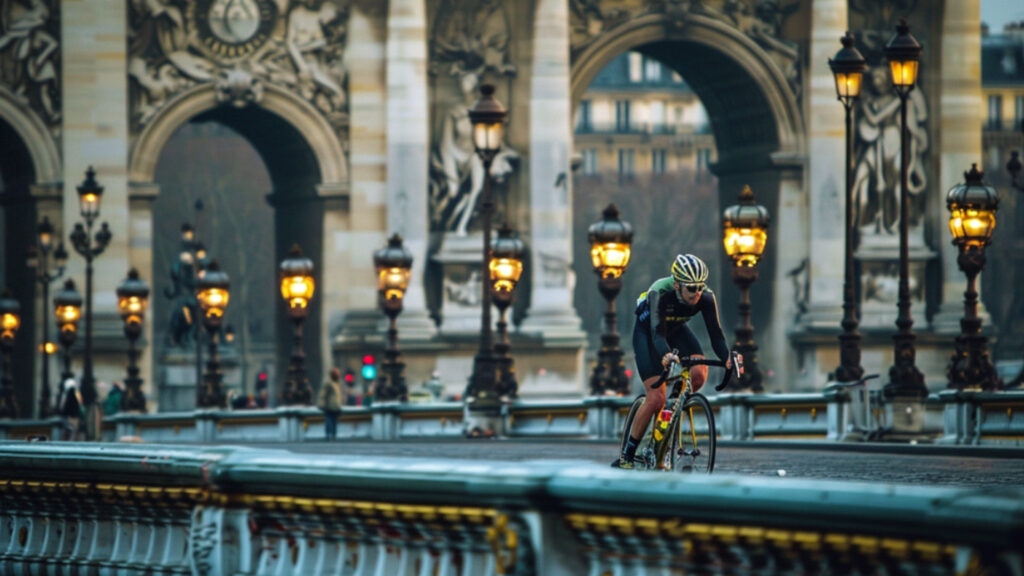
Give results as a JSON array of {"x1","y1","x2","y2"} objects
[{"x1": 617, "y1": 350, "x2": 741, "y2": 474}]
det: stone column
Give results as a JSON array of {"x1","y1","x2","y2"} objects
[
  {"x1": 60, "y1": 0, "x2": 131, "y2": 390},
  {"x1": 799, "y1": 0, "x2": 849, "y2": 329},
  {"x1": 931, "y1": 0, "x2": 986, "y2": 334},
  {"x1": 521, "y1": 0, "x2": 584, "y2": 341},
  {"x1": 128, "y1": 183, "x2": 158, "y2": 411},
  {"x1": 386, "y1": 0, "x2": 435, "y2": 339}
]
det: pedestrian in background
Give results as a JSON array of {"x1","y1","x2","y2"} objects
[
  {"x1": 102, "y1": 381, "x2": 124, "y2": 416},
  {"x1": 318, "y1": 368, "x2": 343, "y2": 440},
  {"x1": 58, "y1": 378, "x2": 84, "y2": 441}
]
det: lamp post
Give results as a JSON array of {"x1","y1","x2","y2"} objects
[
  {"x1": 946, "y1": 165, "x2": 1000, "y2": 390},
  {"x1": 54, "y1": 280, "x2": 83, "y2": 386},
  {"x1": 27, "y1": 217, "x2": 68, "y2": 417},
  {"x1": 373, "y1": 234, "x2": 413, "y2": 403},
  {"x1": 883, "y1": 20, "x2": 927, "y2": 400},
  {"x1": 722, "y1": 186, "x2": 770, "y2": 392},
  {"x1": 196, "y1": 261, "x2": 230, "y2": 408},
  {"x1": 464, "y1": 84, "x2": 508, "y2": 420},
  {"x1": 117, "y1": 269, "x2": 150, "y2": 411},
  {"x1": 69, "y1": 167, "x2": 112, "y2": 414},
  {"x1": 490, "y1": 225, "x2": 525, "y2": 399},
  {"x1": 0, "y1": 290, "x2": 21, "y2": 418},
  {"x1": 829, "y1": 32, "x2": 867, "y2": 384},
  {"x1": 280, "y1": 245, "x2": 315, "y2": 405},
  {"x1": 587, "y1": 204, "x2": 633, "y2": 396}
]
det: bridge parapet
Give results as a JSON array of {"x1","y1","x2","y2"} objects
[
  {"x1": 1, "y1": 391, "x2": 1021, "y2": 445},
  {"x1": 0, "y1": 443, "x2": 1022, "y2": 575}
]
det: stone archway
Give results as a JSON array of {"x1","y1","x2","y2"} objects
[
  {"x1": 129, "y1": 83, "x2": 348, "y2": 408},
  {"x1": 569, "y1": 11, "x2": 807, "y2": 390}
]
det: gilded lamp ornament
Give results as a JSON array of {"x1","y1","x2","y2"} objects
[{"x1": 946, "y1": 165, "x2": 1000, "y2": 391}]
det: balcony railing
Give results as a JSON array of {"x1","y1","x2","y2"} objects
[
  {"x1": 576, "y1": 121, "x2": 693, "y2": 135},
  {"x1": 983, "y1": 118, "x2": 1024, "y2": 132}
]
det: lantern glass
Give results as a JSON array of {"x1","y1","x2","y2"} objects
[
  {"x1": 590, "y1": 242, "x2": 631, "y2": 279},
  {"x1": 198, "y1": 287, "x2": 229, "y2": 316},
  {"x1": 56, "y1": 304, "x2": 81, "y2": 327},
  {"x1": 473, "y1": 122, "x2": 503, "y2": 154},
  {"x1": 79, "y1": 193, "x2": 100, "y2": 220},
  {"x1": 377, "y1": 267, "x2": 410, "y2": 301},
  {"x1": 118, "y1": 295, "x2": 148, "y2": 319},
  {"x1": 39, "y1": 230, "x2": 53, "y2": 251},
  {"x1": 281, "y1": 275, "x2": 315, "y2": 309},
  {"x1": 889, "y1": 59, "x2": 918, "y2": 90},
  {"x1": 490, "y1": 257, "x2": 523, "y2": 293},
  {"x1": 1, "y1": 312, "x2": 19, "y2": 333},
  {"x1": 948, "y1": 206, "x2": 997, "y2": 249},
  {"x1": 723, "y1": 225, "x2": 768, "y2": 267},
  {"x1": 834, "y1": 71, "x2": 863, "y2": 101}
]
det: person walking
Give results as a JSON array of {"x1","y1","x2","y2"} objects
[
  {"x1": 58, "y1": 378, "x2": 85, "y2": 441},
  {"x1": 318, "y1": 368, "x2": 343, "y2": 441}
]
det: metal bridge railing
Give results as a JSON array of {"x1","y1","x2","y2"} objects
[{"x1": 0, "y1": 443, "x2": 1022, "y2": 575}]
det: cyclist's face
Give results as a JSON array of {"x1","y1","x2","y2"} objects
[{"x1": 675, "y1": 281, "x2": 704, "y2": 304}]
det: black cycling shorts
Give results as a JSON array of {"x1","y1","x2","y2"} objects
[{"x1": 632, "y1": 320, "x2": 703, "y2": 381}]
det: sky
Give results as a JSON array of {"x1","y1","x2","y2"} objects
[{"x1": 982, "y1": 0, "x2": 1024, "y2": 32}]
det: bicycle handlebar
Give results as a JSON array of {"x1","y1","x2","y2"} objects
[{"x1": 651, "y1": 349, "x2": 742, "y2": 392}]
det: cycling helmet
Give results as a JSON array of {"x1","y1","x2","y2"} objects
[{"x1": 671, "y1": 254, "x2": 708, "y2": 285}]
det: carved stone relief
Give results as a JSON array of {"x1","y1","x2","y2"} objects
[
  {"x1": 128, "y1": 0, "x2": 348, "y2": 141},
  {"x1": 0, "y1": 0, "x2": 61, "y2": 134},
  {"x1": 569, "y1": 0, "x2": 802, "y2": 101},
  {"x1": 850, "y1": 0, "x2": 929, "y2": 238},
  {"x1": 427, "y1": 0, "x2": 519, "y2": 235}
]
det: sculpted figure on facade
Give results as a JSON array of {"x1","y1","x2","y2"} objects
[
  {"x1": 429, "y1": 0, "x2": 519, "y2": 236},
  {"x1": 0, "y1": 0, "x2": 61, "y2": 129},
  {"x1": 128, "y1": 0, "x2": 348, "y2": 137},
  {"x1": 852, "y1": 64, "x2": 928, "y2": 236}
]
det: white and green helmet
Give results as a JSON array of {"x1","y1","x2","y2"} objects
[{"x1": 671, "y1": 254, "x2": 708, "y2": 285}]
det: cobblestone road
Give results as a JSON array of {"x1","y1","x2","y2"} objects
[{"x1": 273, "y1": 439, "x2": 1024, "y2": 487}]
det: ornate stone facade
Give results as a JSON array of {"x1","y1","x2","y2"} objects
[{"x1": 0, "y1": 0, "x2": 61, "y2": 136}]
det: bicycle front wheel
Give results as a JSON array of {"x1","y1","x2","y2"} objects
[
  {"x1": 672, "y1": 394, "x2": 716, "y2": 474},
  {"x1": 619, "y1": 395, "x2": 645, "y2": 455}
]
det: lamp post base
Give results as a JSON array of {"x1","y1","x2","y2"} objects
[{"x1": 464, "y1": 353, "x2": 506, "y2": 437}]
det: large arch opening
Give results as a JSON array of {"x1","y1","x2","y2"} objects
[
  {"x1": 0, "y1": 118, "x2": 38, "y2": 417},
  {"x1": 570, "y1": 15, "x2": 803, "y2": 391},
  {"x1": 146, "y1": 103, "x2": 326, "y2": 411}
]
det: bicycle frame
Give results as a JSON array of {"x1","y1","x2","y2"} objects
[{"x1": 651, "y1": 368, "x2": 697, "y2": 470}]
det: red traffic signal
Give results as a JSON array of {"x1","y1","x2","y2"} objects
[
  {"x1": 343, "y1": 370, "x2": 355, "y2": 384},
  {"x1": 362, "y1": 354, "x2": 375, "y2": 365}
]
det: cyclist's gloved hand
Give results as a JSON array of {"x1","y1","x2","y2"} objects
[{"x1": 661, "y1": 352, "x2": 680, "y2": 368}]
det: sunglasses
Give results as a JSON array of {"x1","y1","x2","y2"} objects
[{"x1": 681, "y1": 284, "x2": 705, "y2": 294}]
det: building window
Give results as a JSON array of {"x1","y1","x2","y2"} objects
[
  {"x1": 618, "y1": 149, "x2": 635, "y2": 180},
  {"x1": 988, "y1": 95, "x2": 1002, "y2": 129},
  {"x1": 1016, "y1": 95, "x2": 1024, "y2": 129},
  {"x1": 652, "y1": 149, "x2": 666, "y2": 174},
  {"x1": 644, "y1": 57, "x2": 661, "y2": 82},
  {"x1": 582, "y1": 149, "x2": 598, "y2": 175},
  {"x1": 616, "y1": 100, "x2": 631, "y2": 132},
  {"x1": 628, "y1": 52, "x2": 643, "y2": 83},
  {"x1": 576, "y1": 100, "x2": 592, "y2": 132}
]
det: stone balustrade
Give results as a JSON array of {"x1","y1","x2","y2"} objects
[
  {"x1": 0, "y1": 443, "x2": 1021, "y2": 575},
  {"x1": 1, "y1": 391, "x2": 1020, "y2": 445}
]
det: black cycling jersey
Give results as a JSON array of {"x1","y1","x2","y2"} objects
[{"x1": 635, "y1": 276, "x2": 730, "y2": 363}]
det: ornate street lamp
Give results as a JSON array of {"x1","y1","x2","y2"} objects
[
  {"x1": 587, "y1": 204, "x2": 633, "y2": 396},
  {"x1": 373, "y1": 234, "x2": 413, "y2": 403},
  {"x1": 166, "y1": 221, "x2": 206, "y2": 401},
  {"x1": 829, "y1": 31, "x2": 867, "y2": 384},
  {"x1": 722, "y1": 185, "x2": 770, "y2": 392},
  {"x1": 0, "y1": 290, "x2": 21, "y2": 418},
  {"x1": 280, "y1": 244, "x2": 315, "y2": 405},
  {"x1": 464, "y1": 84, "x2": 508, "y2": 423},
  {"x1": 196, "y1": 261, "x2": 230, "y2": 409},
  {"x1": 116, "y1": 269, "x2": 150, "y2": 411},
  {"x1": 946, "y1": 165, "x2": 1000, "y2": 390},
  {"x1": 69, "y1": 167, "x2": 112, "y2": 416},
  {"x1": 27, "y1": 216, "x2": 68, "y2": 417},
  {"x1": 884, "y1": 19, "x2": 927, "y2": 400},
  {"x1": 490, "y1": 225, "x2": 525, "y2": 399},
  {"x1": 54, "y1": 280, "x2": 83, "y2": 386}
]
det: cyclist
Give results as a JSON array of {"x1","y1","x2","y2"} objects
[{"x1": 614, "y1": 253, "x2": 738, "y2": 469}]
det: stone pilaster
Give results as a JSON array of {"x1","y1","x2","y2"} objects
[
  {"x1": 60, "y1": 0, "x2": 131, "y2": 389},
  {"x1": 799, "y1": 0, "x2": 849, "y2": 329},
  {"x1": 128, "y1": 183, "x2": 158, "y2": 411},
  {"x1": 521, "y1": 0, "x2": 584, "y2": 343},
  {"x1": 931, "y1": 0, "x2": 986, "y2": 334},
  {"x1": 386, "y1": 0, "x2": 435, "y2": 339}
]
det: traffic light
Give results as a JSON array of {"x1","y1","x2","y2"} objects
[
  {"x1": 256, "y1": 371, "x2": 268, "y2": 390},
  {"x1": 343, "y1": 369, "x2": 355, "y2": 386},
  {"x1": 361, "y1": 354, "x2": 377, "y2": 380}
]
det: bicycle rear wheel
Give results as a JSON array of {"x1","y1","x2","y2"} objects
[
  {"x1": 671, "y1": 394, "x2": 716, "y2": 474},
  {"x1": 618, "y1": 395, "x2": 656, "y2": 470}
]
